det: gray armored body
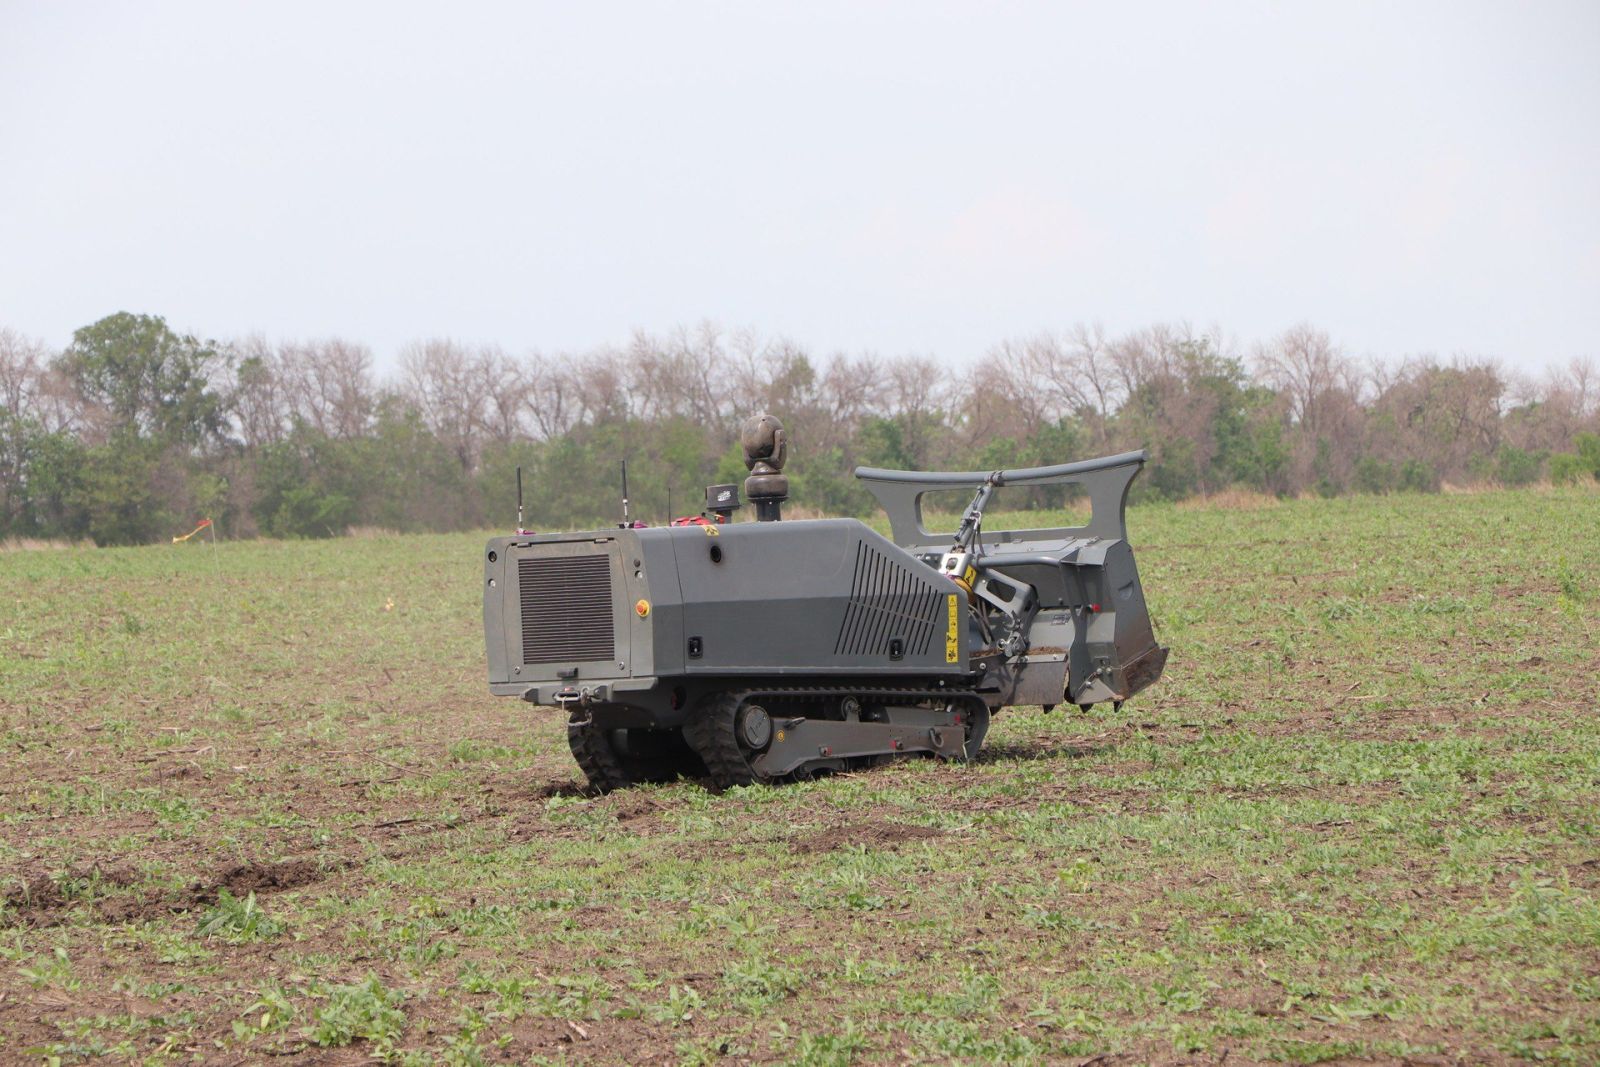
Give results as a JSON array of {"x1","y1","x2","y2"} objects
[{"x1": 482, "y1": 415, "x2": 1166, "y2": 790}]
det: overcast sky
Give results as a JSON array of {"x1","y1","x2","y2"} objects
[{"x1": 2, "y1": 2, "x2": 1597, "y2": 374}]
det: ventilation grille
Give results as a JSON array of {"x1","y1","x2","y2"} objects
[
  {"x1": 835, "y1": 542, "x2": 943, "y2": 658},
  {"x1": 519, "y1": 555, "x2": 615, "y2": 664}
]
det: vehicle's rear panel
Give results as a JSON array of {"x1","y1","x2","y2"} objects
[{"x1": 484, "y1": 535, "x2": 635, "y2": 695}]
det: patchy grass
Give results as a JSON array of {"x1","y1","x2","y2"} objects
[{"x1": 1, "y1": 487, "x2": 1597, "y2": 1064}]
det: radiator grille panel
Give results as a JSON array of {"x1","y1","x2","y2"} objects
[
  {"x1": 519, "y1": 555, "x2": 615, "y2": 664},
  {"x1": 835, "y1": 542, "x2": 943, "y2": 658}
]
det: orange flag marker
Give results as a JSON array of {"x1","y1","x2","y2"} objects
[{"x1": 172, "y1": 518, "x2": 213, "y2": 543}]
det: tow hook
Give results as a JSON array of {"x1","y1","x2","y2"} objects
[{"x1": 556, "y1": 684, "x2": 608, "y2": 713}]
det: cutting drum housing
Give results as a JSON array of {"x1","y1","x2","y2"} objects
[{"x1": 482, "y1": 415, "x2": 1167, "y2": 791}]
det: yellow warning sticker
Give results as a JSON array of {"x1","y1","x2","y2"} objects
[{"x1": 945, "y1": 594, "x2": 960, "y2": 662}]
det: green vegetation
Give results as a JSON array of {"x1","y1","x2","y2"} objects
[
  {"x1": 1, "y1": 487, "x2": 1596, "y2": 1062},
  {"x1": 310, "y1": 975, "x2": 408, "y2": 1051},
  {"x1": 194, "y1": 890, "x2": 282, "y2": 944}
]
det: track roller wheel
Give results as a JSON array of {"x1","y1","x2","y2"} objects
[
  {"x1": 960, "y1": 699, "x2": 992, "y2": 759},
  {"x1": 684, "y1": 692, "x2": 780, "y2": 789},
  {"x1": 567, "y1": 720, "x2": 704, "y2": 793}
]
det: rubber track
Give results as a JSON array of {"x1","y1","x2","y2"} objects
[
  {"x1": 566, "y1": 720, "x2": 634, "y2": 793},
  {"x1": 683, "y1": 692, "x2": 758, "y2": 789},
  {"x1": 684, "y1": 686, "x2": 989, "y2": 790}
]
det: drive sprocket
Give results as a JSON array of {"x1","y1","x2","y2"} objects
[
  {"x1": 683, "y1": 691, "x2": 777, "y2": 789},
  {"x1": 567, "y1": 720, "x2": 705, "y2": 793}
]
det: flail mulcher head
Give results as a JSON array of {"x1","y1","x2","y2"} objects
[{"x1": 482, "y1": 413, "x2": 1166, "y2": 791}]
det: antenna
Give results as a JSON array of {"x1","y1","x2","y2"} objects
[
  {"x1": 620, "y1": 460, "x2": 630, "y2": 528},
  {"x1": 515, "y1": 465, "x2": 525, "y2": 532}
]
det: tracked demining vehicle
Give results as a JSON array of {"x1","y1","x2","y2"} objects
[{"x1": 482, "y1": 414, "x2": 1166, "y2": 791}]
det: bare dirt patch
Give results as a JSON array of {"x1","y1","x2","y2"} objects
[
  {"x1": 3, "y1": 857, "x2": 348, "y2": 928},
  {"x1": 786, "y1": 821, "x2": 944, "y2": 854},
  {"x1": 531, "y1": 779, "x2": 589, "y2": 800},
  {"x1": 2, "y1": 864, "x2": 137, "y2": 917}
]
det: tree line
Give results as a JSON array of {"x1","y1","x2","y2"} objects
[{"x1": 2, "y1": 313, "x2": 1597, "y2": 546}]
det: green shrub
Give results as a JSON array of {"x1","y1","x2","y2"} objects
[
  {"x1": 1399, "y1": 460, "x2": 1439, "y2": 493},
  {"x1": 1494, "y1": 445, "x2": 1546, "y2": 486},
  {"x1": 266, "y1": 484, "x2": 358, "y2": 539},
  {"x1": 1550, "y1": 452, "x2": 1595, "y2": 485},
  {"x1": 1576, "y1": 432, "x2": 1600, "y2": 476},
  {"x1": 1353, "y1": 456, "x2": 1396, "y2": 495}
]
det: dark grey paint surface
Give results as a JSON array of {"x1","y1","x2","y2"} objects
[{"x1": 483, "y1": 450, "x2": 1164, "y2": 725}]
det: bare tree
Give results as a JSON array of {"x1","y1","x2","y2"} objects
[
  {"x1": 1, "y1": 328, "x2": 78, "y2": 436},
  {"x1": 277, "y1": 339, "x2": 376, "y2": 439},
  {"x1": 881, "y1": 354, "x2": 948, "y2": 468},
  {"x1": 399, "y1": 338, "x2": 499, "y2": 471},
  {"x1": 1062, "y1": 323, "x2": 1123, "y2": 445},
  {"x1": 1, "y1": 329, "x2": 46, "y2": 529},
  {"x1": 1366, "y1": 356, "x2": 1506, "y2": 482},
  {"x1": 522, "y1": 352, "x2": 579, "y2": 440},
  {"x1": 0, "y1": 328, "x2": 47, "y2": 422},
  {"x1": 1253, "y1": 324, "x2": 1358, "y2": 438},
  {"x1": 624, "y1": 324, "x2": 735, "y2": 429},
  {"x1": 568, "y1": 345, "x2": 633, "y2": 426},
  {"x1": 1567, "y1": 356, "x2": 1599, "y2": 419},
  {"x1": 479, "y1": 347, "x2": 532, "y2": 445},
  {"x1": 228, "y1": 334, "x2": 288, "y2": 449},
  {"x1": 813, "y1": 352, "x2": 887, "y2": 452}
]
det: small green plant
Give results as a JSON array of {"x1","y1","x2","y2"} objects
[
  {"x1": 232, "y1": 986, "x2": 296, "y2": 1040},
  {"x1": 645, "y1": 983, "x2": 702, "y2": 1025},
  {"x1": 791, "y1": 1022, "x2": 869, "y2": 1066},
  {"x1": 18, "y1": 946, "x2": 77, "y2": 990},
  {"x1": 196, "y1": 890, "x2": 282, "y2": 942},
  {"x1": 446, "y1": 738, "x2": 516, "y2": 763},
  {"x1": 1555, "y1": 556, "x2": 1585, "y2": 603},
  {"x1": 946, "y1": 968, "x2": 1001, "y2": 1019},
  {"x1": 1152, "y1": 979, "x2": 1206, "y2": 1013},
  {"x1": 722, "y1": 955, "x2": 799, "y2": 1009},
  {"x1": 310, "y1": 974, "x2": 407, "y2": 1049},
  {"x1": 530, "y1": 973, "x2": 610, "y2": 1018}
]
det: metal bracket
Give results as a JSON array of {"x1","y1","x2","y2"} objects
[
  {"x1": 974, "y1": 570, "x2": 1038, "y2": 657},
  {"x1": 750, "y1": 705, "x2": 969, "y2": 776},
  {"x1": 553, "y1": 684, "x2": 609, "y2": 710}
]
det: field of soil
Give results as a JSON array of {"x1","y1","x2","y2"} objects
[{"x1": 1, "y1": 488, "x2": 1597, "y2": 1064}]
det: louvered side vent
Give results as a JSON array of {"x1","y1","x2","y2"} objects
[
  {"x1": 835, "y1": 542, "x2": 943, "y2": 658},
  {"x1": 519, "y1": 555, "x2": 615, "y2": 664}
]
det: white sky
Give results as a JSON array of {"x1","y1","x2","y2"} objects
[{"x1": 2, "y1": 1, "x2": 1597, "y2": 373}]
